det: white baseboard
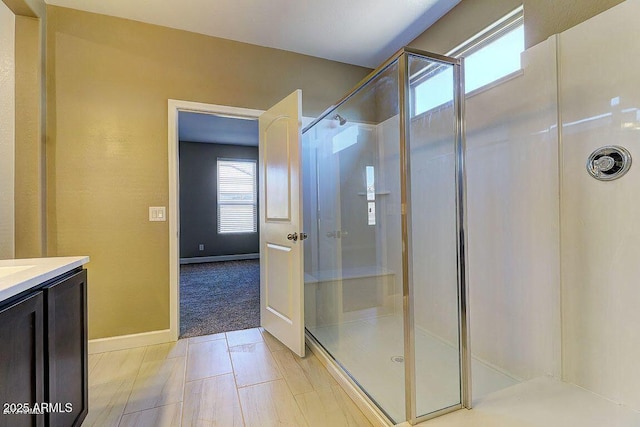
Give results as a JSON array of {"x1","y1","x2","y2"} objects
[
  {"x1": 179, "y1": 253, "x2": 259, "y2": 264},
  {"x1": 88, "y1": 329, "x2": 175, "y2": 354},
  {"x1": 305, "y1": 332, "x2": 392, "y2": 427}
]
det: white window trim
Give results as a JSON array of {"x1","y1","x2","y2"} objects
[{"x1": 445, "y1": 5, "x2": 523, "y2": 59}]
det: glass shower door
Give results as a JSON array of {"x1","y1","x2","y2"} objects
[
  {"x1": 303, "y1": 60, "x2": 407, "y2": 423},
  {"x1": 302, "y1": 48, "x2": 468, "y2": 425}
]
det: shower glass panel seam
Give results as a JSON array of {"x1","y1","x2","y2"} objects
[
  {"x1": 399, "y1": 51, "x2": 417, "y2": 424},
  {"x1": 454, "y1": 58, "x2": 472, "y2": 410}
]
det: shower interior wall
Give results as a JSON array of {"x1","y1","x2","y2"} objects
[
  {"x1": 465, "y1": 36, "x2": 562, "y2": 392},
  {"x1": 405, "y1": 0, "x2": 640, "y2": 412},
  {"x1": 392, "y1": 36, "x2": 562, "y2": 404},
  {"x1": 560, "y1": 0, "x2": 640, "y2": 411},
  {"x1": 304, "y1": 62, "x2": 405, "y2": 328}
]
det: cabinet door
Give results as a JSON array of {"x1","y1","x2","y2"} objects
[
  {"x1": 0, "y1": 292, "x2": 45, "y2": 427},
  {"x1": 44, "y1": 270, "x2": 87, "y2": 427}
]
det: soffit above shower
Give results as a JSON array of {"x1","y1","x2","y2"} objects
[{"x1": 44, "y1": 0, "x2": 460, "y2": 68}]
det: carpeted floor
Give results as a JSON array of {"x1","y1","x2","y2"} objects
[{"x1": 180, "y1": 259, "x2": 260, "y2": 338}]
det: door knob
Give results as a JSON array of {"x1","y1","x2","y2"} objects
[
  {"x1": 287, "y1": 232, "x2": 298, "y2": 242},
  {"x1": 300, "y1": 232, "x2": 308, "y2": 241}
]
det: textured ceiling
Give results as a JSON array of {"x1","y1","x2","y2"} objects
[{"x1": 44, "y1": 0, "x2": 460, "y2": 68}]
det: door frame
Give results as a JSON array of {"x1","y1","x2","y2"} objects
[{"x1": 167, "y1": 99, "x2": 264, "y2": 341}]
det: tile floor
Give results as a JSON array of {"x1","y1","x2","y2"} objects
[
  {"x1": 86, "y1": 325, "x2": 640, "y2": 427},
  {"x1": 85, "y1": 327, "x2": 373, "y2": 427}
]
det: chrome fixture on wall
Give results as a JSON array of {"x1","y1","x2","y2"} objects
[
  {"x1": 333, "y1": 114, "x2": 347, "y2": 126},
  {"x1": 586, "y1": 145, "x2": 632, "y2": 181}
]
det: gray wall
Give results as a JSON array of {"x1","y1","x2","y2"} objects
[{"x1": 179, "y1": 142, "x2": 259, "y2": 258}]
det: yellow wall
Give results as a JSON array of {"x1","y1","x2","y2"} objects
[
  {"x1": 46, "y1": 5, "x2": 370, "y2": 339},
  {"x1": 4, "y1": 0, "x2": 44, "y2": 18},
  {"x1": 15, "y1": 15, "x2": 44, "y2": 258},
  {"x1": 3, "y1": 0, "x2": 46, "y2": 260},
  {"x1": 0, "y1": 0, "x2": 15, "y2": 259},
  {"x1": 409, "y1": 0, "x2": 625, "y2": 53}
]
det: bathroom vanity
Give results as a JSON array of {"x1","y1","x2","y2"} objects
[{"x1": 0, "y1": 257, "x2": 89, "y2": 427}]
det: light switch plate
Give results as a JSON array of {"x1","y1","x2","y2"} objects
[{"x1": 149, "y1": 206, "x2": 166, "y2": 222}]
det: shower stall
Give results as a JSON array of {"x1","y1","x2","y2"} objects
[{"x1": 302, "y1": 48, "x2": 469, "y2": 424}]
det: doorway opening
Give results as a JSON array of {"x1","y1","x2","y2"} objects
[{"x1": 168, "y1": 100, "x2": 264, "y2": 340}]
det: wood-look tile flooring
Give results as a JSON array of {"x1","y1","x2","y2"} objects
[{"x1": 85, "y1": 327, "x2": 373, "y2": 426}]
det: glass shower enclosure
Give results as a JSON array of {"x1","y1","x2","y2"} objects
[{"x1": 302, "y1": 48, "x2": 469, "y2": 424}]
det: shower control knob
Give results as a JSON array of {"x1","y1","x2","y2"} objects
[
  {"x1": 587, "y1": 145, "x2": 632, "y2": 181},
  {"x1": 593, "y1": 156, "x2": 615, "y2": 174}
]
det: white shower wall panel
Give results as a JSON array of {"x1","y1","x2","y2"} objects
[
  {"x1": 377, "y1": 114, "x2": 404, "y2": 314},
  {"x1": 465, "y1": 37, "x2": 562, "y2": 386},
  {"x1": 560, "y1": 0, "x2": 640, "y2": 410},
  {"x1": 409, "y1": 107, "x2": 459, "y2": 346}
]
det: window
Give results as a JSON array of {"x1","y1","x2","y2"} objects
[
  {"x1": 217, "y1": 159, "x2": 257, "y2": 233},
  {"x1": 463, "y1": 23, "x2": 523, "y2": 93},
  {"x1": 413, "y1": 6, "x2": 524, "y2": 115}
]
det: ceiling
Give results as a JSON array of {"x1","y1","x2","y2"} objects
[
  {"x1": 44, "y1": 0, "x2": 460, "y2": 68},
  {"x1": 179, "y1": 112, "x2": 258, "y2": 146}
]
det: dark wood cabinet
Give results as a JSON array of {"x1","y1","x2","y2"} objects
[
  {"x1": 0, "y1": 268, "x2": 87, "y2": 427},
  {"x1": 44, "y1": 270, "x2": 88, "y2": 427},
  {"x1": 0, "y1": 291, "x2": 45, "y2": 427}
]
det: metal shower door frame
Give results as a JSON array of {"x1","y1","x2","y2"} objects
[
  {"x1": 303, "y1": 46, "x2": 470, "y2": 426},
  {"x1": 398, "y1": 47, "x2": 470, "y2": 425}
]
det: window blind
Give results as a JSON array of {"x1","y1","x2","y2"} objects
[{"x1": 217, "y1": 159, "x2": 257, "y2": 233}]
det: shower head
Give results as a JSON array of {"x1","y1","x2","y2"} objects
[{"x1": 333, "y1": 114, "x2": 347, "y2": 126}]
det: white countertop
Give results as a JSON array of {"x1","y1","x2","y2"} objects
[{"x1": 0, "y1": 256, "x2": 89, "y2": 302}]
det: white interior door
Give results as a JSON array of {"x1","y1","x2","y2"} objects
[{"x1": 259, "y1": 90, "x2": 305, "y2": 357}]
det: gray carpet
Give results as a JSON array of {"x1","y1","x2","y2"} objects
[{"x1": 180, "y1": 260, "x2": 260, "y2": 338}]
